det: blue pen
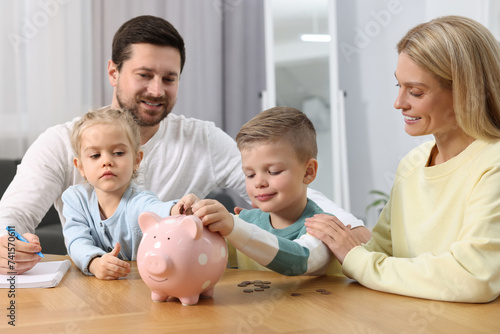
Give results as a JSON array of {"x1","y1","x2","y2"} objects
[{"x1": 6, "y1": 226, "x2": 45, "y2": 258}]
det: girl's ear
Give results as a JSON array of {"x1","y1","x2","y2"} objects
[
  {"x1": 303, "y1": 158, "x2": 318, "y2": 185},
  {"x1": 74, "y1": 157, "x2": 85, "y2": 178},
  {"x1": 135, "y1": 150, "x2": 144, "y2": 170}
]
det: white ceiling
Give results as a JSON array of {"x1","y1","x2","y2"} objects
[{"x1": 272, "y1": 0, "x2": 329, "y2": 45}]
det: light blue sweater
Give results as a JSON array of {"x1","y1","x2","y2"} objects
[{"x1": 62, "y1": 182, "x2": 175, "y2": 275}]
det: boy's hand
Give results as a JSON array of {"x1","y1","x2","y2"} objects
[
  {"x1": 171, "y1": 193, "x2": 200, "y2": 215},
  {"x1": 234, "y1": 202, "x2": 257, "y2": 215},
  {"x1": 88, "y1": 242, "x2": 130, "y2": 280},
  {"x1": 192, "y1": 199, "x2": 234, "y2": 236}
]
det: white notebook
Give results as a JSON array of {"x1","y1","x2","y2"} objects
[{"x1": 0, "y1": 260, "x2": 71, "y2": 289}]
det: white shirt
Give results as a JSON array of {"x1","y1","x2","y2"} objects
[{"x1": 0, "y1": 112, "x2": 364, "y2": 235}]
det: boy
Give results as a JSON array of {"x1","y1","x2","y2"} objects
[{"x1": 175, "y1": 107, "x2": 336, "y2": 275}]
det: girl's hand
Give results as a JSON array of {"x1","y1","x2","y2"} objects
[{"x1": 89, "y1": 243, "x2": 130, "y2": 280}]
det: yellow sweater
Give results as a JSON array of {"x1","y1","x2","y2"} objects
[{"x1": 343, "y1": 140, "x2": 500, "y2": 302}]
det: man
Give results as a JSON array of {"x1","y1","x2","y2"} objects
[{"x1": 0, "y1": 15, "x2": 370, "y2": 275}]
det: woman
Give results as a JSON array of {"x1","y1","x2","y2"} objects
[{"x1": 305, "y1": 16, "x2": 500, "y2": 303}]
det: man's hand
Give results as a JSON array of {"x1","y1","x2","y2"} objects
[
  {"x1": 88, "y1": 243, "x2": 130, "y2": 280},
  {"x1": 171, "y1": 193, "x2": 201, "y2": 215},
  {"x1": 0, "y1": 233, "x2": 42, "y2": 275}
]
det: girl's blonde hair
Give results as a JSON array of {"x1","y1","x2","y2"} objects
[
  {"x1": 71, "y1": 108, "x2": 141, "y2": 158},
  {"x1": 397, "y1": 15, "x2": 500, "y2": 141}
]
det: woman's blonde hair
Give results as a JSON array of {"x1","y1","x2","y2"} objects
[
  {"x1": 71, "y1": 108, "x2": 141, "y2": 158},
  {"x1": 397, "y1": 15, "x2": 500, "y2": 141}
]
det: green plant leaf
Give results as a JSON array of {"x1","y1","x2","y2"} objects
[
  {"x1": 368, "y1": 190, "x2": 390, "y2": 199},
  {"x1": 365, "y1": 189, "x2": 390, "y2": 214}
]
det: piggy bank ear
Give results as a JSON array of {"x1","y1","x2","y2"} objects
[
  {"x1": 181, "y1": 215, "x2": 203, "y2": 240},
  {"x1": 138, "y1": 211, "x2": 162, "y2": 232}
]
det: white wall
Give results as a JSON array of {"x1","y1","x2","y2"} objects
[
  {"x1": 0, "y1": 0, "x2": 93, "y2": 159},
  {"x1": 2, "y1": 0, "x2": 497, "y2": 227},
  {"x1": 337, "y1": 0, "x2": 497, "y2": 228}
]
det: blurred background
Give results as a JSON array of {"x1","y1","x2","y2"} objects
[{"x1": 1, "y1": 0, "x2": 499, "y2": 228}]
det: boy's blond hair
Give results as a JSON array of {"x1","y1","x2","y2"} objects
[
  {"x1": 236, "y1": 106, "x2": 317, "y2": 162},
  {"x1": 71, "y1": 108, "x2": 141, "y2": 158}
]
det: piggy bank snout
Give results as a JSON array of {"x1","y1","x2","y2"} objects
[{"x1": 143, "y1": 252, "x2": 171, "y2": 276}]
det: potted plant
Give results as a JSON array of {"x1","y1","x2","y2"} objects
[{"x1": 365, "y1": 190, "x2": 390, "y2": 216}]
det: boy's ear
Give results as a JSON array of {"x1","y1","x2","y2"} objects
[{"x1": 303, "y1": 158, "x2": 318, "y2": 185}]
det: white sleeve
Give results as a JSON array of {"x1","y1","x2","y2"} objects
[
  {"x1": 307, "y1": 187, "x2": 365, "y2": 228},
  {"x1": 206, "y1": 126, "x2": 250, "y2": 204},
  {"x1": 0, "y1": 123, "x2": 75, "y2": 235},
  {"x1": 226, "y1": 216, "x2": 332, "y2": 276}
]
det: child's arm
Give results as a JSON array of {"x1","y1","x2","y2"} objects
[
  {"x1": 62, "y1": 187, "x2": 113, "y2": 275},
  {"x1": 88, "y1": 242, "x2": 131, "y2": 280},
  {"x1": 226, "y1": 216, "x2": 332, "y2": 276},
  {"x1": 191, "y1": 200, "x2": 330, "y2": 276}
]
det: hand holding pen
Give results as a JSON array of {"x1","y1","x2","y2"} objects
[
  {"x1": 6, "y1": 226, "x2": 44, "y2": 258},
  {"x1": 0, "y1": 227, "x2": 44, "y2": 275}
]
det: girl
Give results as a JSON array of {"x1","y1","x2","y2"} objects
[{"x1": 63, "y1": 108, "x2": 176, "y2": 279}]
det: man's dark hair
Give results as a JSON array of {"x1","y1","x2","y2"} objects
[{"x1": 112, "y1": 15, "x2": 186, "y2": 72}]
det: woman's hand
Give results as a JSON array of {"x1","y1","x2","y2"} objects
[{"x1": 305, "y1": 214, "x2": 364, "y2": 263}]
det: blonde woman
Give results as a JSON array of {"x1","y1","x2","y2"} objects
[{"x1": 306, "y1": 16, "x2": 500, "y2": 303}]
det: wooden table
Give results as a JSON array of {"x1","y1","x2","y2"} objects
[{"x1": 1, "y1": 255, "x2": 499, "y2": 334}]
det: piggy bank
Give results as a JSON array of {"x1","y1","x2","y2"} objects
[{"x1": 137, "y1": 212, "x2": 228, "y2": 306}]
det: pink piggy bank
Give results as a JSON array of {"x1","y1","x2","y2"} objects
[{"x1": 137, "y1": 212, "x2": 228, "y2": 306}]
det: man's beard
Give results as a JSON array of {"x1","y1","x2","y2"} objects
[{"x1": 116, "y1": 86, "x2": 175, "y2": 127}]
